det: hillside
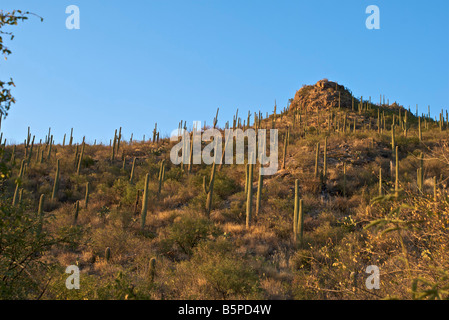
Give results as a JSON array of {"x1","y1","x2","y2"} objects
[{"x1": 1, "y1": 80, "x2": 448, "y2": 300}]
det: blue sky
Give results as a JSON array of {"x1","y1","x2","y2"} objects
[{"x1": 1, "y1": 0, "x2": 448, "y2": 144}]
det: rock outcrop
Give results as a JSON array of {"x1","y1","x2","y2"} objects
[{"x1": 289, "y1": 79, "x2": 356, "y2": 112}]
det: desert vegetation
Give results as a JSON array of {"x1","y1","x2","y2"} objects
[{"x1": 1, "y1": 78, "x2": 448, "y2": 300}]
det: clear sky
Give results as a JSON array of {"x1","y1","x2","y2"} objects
[{"x1": 1, "y1": 0, "x2": 448, "y2": 144}]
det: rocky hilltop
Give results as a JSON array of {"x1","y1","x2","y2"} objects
[{"x1": 289, "y1": 79, "x2": 356, "y2": 112}]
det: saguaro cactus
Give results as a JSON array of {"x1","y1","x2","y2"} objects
[
  {"x1": 343, "y1": 163, "x2": 347, "y2": 197},
  {"x1": 416, "y1": 153, "x2": 424, "y2": 193},
  {"x1": 282, "y1": 132, "x2": 288, "y2": 170},
  {"x1": 51, "y1": 159, "x2": 60, "y2": 200},
  {"x1": 105, "y1": 247, "x2": 111, "y2": 262},
  {"x1": 188, "y1": 132, "x2": 194, "y2": 174},
  {"x1": 245, "y1": 162, "x2": 254, "y2": 229},
  {"x1": 256, "y1": 168, "x2": 263, "y2": 216},
  {"x1": 129, "y1": 157, "x2": 137, "y2": 184},
  {"x1": 111, "y1": 129, "x2": 117, "y2": 162},
  {"x1": 85, "y1": 182, "x2": 90, "y2": 209},
  {"x1": 141, "y1": 173, "x2": 150, "y2": 231},
  {"x1": 153, "y1": 123, "x2": 158, "y2": 143},
  {"x1": 77, "y1": 141, "x2": 85, "y2": 175},
  {"x1": 47, "y1": 135, "x2": 53, "y2": 161},
  {"x1": 391, "y1": 124, "x2": 396, "y2": 154},
  {"x1": 293, "y1": 179, "x2": 299, "y2": 241},
  {"x1": 404, "y1": 110, "x2": 408, "y2": 137},
  {"x1": 395, "y1": 146, "x2": 399, "y2": 197},
  {"x1": 323, "y1": 137, "x2": 328, "y2": 180},
  {"x1": 69, "y1": 128, "x2": 74, "y2": 146},
  {"x1": 27, "y1": 135, "x2": 35, "y2": 164},
  {"x1": 245, "y1": 164, "x2": 250, "y2": 194},
  {"x1": 314, "y1": 142, "x2": 320, "y2": 178},
  {"x1": 12, "y1": 182, "x2": 20, "y2": 206},
  {"x1": 37, "y1": 194, "x2": 45, "y2": 236},
  {"x1": 157, "y1": 160, "x2": 166, "y2": 196},
  {"x1": 18, "y1": 188, "x2": 23, "y2": 204},
  {"x1": 18, "y1": 159, "x2": 25, "y2": 181},
  {"x1": 379, "y1": 168, "x2": 383, "y2": 196},
  {"x1": 203, "y1": 162, "x2": 217, "y2": 217},
  {"x1": 377, "y1": 109, "x2": 381, "y2": 134},
  {"x1": 213, "y1": 108, "x2": 219, "y2": 128},
  {"x1": 293, "y1": 180, "x2": 304, "y2": 244},
  {"x1": 420, "y1": 153, "x2": 424, "y2": 190},
  {"x1": 149, "y1": 257, "x2": 156, "y2": 283},
  {"x1": 74, "y1": 200, "x2": 80, "y2": 225},
  {"x1": 417, "y1": 168, "x2": 422, "y2": 193},
  {"x1": 117, "y1": 127, "x2": 122, "y2": 152}
]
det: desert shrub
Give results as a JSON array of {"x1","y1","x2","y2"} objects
[
  {"x1": 0, "y1": 200, "x2": 81, "y2": 299},
  {"x1": 159, "y1": 215, "x2": 221, "y2": 256},
  {"x1": 165, "y1": 166, "x2": 183, "y2": 182},
  {"x1": 214, "y1": 173, "x2": 239, "y2": 199},
  {"x1": 81, "y1": 156, "x2": 95, "y2": 169},
  {"x1": 171, "y1": 239, "x2": 261, "y2": 299},
  {"x1": 220, "y1": 193, "x2": 246, "y2": 223}
]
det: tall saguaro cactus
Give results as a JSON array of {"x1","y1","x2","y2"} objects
[
  {"x1": 245, "y1": 162, "x2": 254, "y2": 229},
  {"x1": 129, "y1": 157, "x2": 137, "y2": 184},
  {"x1": 149, "y1": 257, "x2": 157, "y2": 283},
  {"x1": 404, "y1": 110, "x2": 408, "y2": 137},
  {"x1": 323, "y1": 137, "x2": 328, "y2": 180},
  {"x1": 74, "y1": 200, "x2": 80, "y2": 225},
  {"x1": 256, "y1": 167, "x2": 263, "y2": 216},
  {"x1": 379, "y1": 168, "x2": 383, "y2": 196},
  {"x1": 69, "y1": 128, "x2": 73, "y2": 146},
  {"x1": 293, "y1": 180, "x2": 304, "y2": 244},
  {"x1": 293, "y1": 179, "x2": 299, "y2": 241},
  {"x1": 343, "y1": 162, "x2": 347, "y2": 197},
  {"x1": 105, "y1": 247, "x2": 111, "y2": 262},
  {"x1": 157, "y1": 160, "x2": 166, "y2": 197},
  {"x1": 245, "y1": 164, "x2": 250, "y2": 195},
  {"x1": 37, "y1": 194, "x2": 45, "y2": 236},
  {"x1": 51, "y1": 159, "x2": 60, "y2": 200},
  {"x1": 18, "y1": 159, "x2": 25, "y2": 181},
  {"x1": 395, "y1": 146, "x2": 399, "y2": 197},
  {"x1": 391, "y1": 124, "x2": 396, "y2": 154},
  {"x1": 203, "y1": 162, "x2": 217, "y2": 217},
  {"x1": 47, "y1": 135, "x2": 53, "y2": 161},
  {"x1": 85, "y1": 182, "x2": 90, "y2": 209},
  {"x1": 111, "y1": 129, "x2": 117, "y2": 162},
  {"x1": 12, "y1": 182, "x2": 20, "y2": 206},
  {"x1": 27, "y1": 135, "x2": 35, "y2": 164},
  {"x1": 416, "y1": 153, "x2": 424, "y2": 193},
  {"x1": 314, "y1": 142, "x2": 320, "y2": 178},
  {"x1": 141, "y1": 173, "x2": 150, "y2": 231},
  {"x1": 77, "y1": 141, "x2": 85, "y2": 175},
  {"x1": 213, "y1": 108, "x2": 219, "y2": 128}
]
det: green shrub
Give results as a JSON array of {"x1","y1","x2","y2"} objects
[{"x1": 160, "y1": 215, "x2": 221, "y2": 256}]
